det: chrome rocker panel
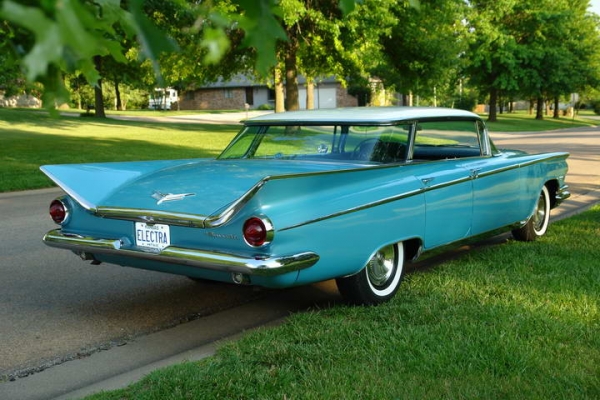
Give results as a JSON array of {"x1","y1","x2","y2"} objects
[{"x1": 43, "y1": 229, "x2": 319, "y2": 277}]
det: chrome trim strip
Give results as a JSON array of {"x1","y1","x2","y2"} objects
[
  {"x1": 205, "y1": 179, "x2": 268, "y2": 227},
  {"x1": 94, "y1": 164, "x2": 400, "y2": 229},
  {"x1": 42, "y1": 229, "x2": 319, "y2": 277},
  {"x1": 517, "y1": 153, "x2": 570, "y2": 167},
  {"x1": 476, "y1": 164, "x2": 519, "y2": 178},
  {"x1": 279, "y1": 153, "x2": 569, "y2": 232},
  {"x1": 95, "y1": 207, "x2": 208, "y2": 227},
  {"x1": 280, "y1": 188, "x2": 424, "y2": 231},
  {"x1": 72, "y1": 153, "x2": 569, "y2": 231},
  {"x1": 280, "y1": 173, "x2": 476, "y2": 232}
]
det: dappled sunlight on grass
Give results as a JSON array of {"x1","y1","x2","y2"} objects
[{"x1": 0, "y1": 109, "x2": 239, "y2": 192}]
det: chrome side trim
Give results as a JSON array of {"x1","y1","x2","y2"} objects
[
  {"x1": 94, "y1": 165, "x2": 400, "y2": 229},
  {"x1": 280, "y1": 188, "x2": 424, "y2": 231},
  {"x1": 80, "y1": 153, "x2": 569, "y2": 231},
  {"x1": 279, "y1": 155, "x2": 569, "y2": 232},
  {"x1": 204, "y1": 179, "x2": 268, "y2": 227},
  {"x1": 95, "y1": 206, "x2": 208, "y2": 227},
  {"x1": 42, "y1": 229, "x2": 319, "y2": 276}
]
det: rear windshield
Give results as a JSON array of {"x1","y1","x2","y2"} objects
[{"x1": 218, "y1": 124, "x2": 412, "y2": 164}]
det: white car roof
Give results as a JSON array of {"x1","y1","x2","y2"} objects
[{"x1": 245, "y1": 106, "x2": 480, "y2": 125}]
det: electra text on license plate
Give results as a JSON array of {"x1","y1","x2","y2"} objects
[{"x1": 135, "y1": 222, "x2": 170, "y2": 251}]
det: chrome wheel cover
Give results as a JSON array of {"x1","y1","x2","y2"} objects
[
  {"x1": 533, "y1": 188, "x2": 549, "y2": 234},
  {"x1": 366, "y1": 244, "x2": 396, "y2": 288}
]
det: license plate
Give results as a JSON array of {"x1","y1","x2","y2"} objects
[{"x1": 135, "y1": 222, "x2": 170, "y2": 251}]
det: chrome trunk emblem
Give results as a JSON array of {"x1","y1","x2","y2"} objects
[{"x1": 152, "y1": 191, "x2": 195, "y2": 205}]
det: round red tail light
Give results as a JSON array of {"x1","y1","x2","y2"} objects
[
  {"x1": 243, "y1": 217, "x2": 273, "y2": 247},
  {"x1": 49, "y1": 199, "x2": 68, "y2": 224}
]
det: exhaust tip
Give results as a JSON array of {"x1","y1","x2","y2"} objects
[
  {"x1": 231, "y1": 272, "x2": 250, "y2": 285},
  {"x1": 77, "y1": 251, "x2": 101, "y2": 265}
]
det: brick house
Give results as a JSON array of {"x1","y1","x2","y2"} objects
[{"x1": 178, "y1": 75, "x2": 358, "y2": 110}]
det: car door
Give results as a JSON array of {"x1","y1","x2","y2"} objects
[
  {"x1": 411, "y1": 120, "x2": 479, "y2": 249},
  {"x1": 469, "y1": 121, "x2": 526, "y2": 235},
  {"x1": 415, "y1": 162, "x2": 473, "y2": 249}
]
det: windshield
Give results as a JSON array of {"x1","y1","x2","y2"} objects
[{"x1": 218, "y1": 124, "x2": 412, "y2": 164}]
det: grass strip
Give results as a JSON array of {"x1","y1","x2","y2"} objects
[{"x1": 86, "y1": 205, "x2": 600, "y2": 400}]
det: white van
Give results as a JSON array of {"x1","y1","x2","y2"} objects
[{"x1": 148, "y1": 88, "x2": 178, "y2": 110}]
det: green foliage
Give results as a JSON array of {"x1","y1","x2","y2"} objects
[
  {"x1": 257, "y1": 103, "x2": 274, "y2": 110},
  {"x1": 1, "y1": 0, "x2": 136, "y2": 105},
  {"x1": 466, "y1": 0, "x2": 600, "y2": 120},
  {"x1": 2, "y1": 0, "x2": 600, "y2": 119},
  {"x1": 591, "y1": 100, "x2": 600, "y2": 115},
  {"x1": 379, "y1": 0, "x2": 469, "y2": 100},
  {"x1": 235, "y1": 0, "x2": 287, "y2": 75}
]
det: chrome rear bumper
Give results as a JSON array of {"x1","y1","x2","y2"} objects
[{"x1": 43, "y1": 229, "x2": 319, "y2": 277}]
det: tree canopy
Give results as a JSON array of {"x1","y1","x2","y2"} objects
[{"x1": 1, "y1": 0, "x2": 600, "y2": 117}]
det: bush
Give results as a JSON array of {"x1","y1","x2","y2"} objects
[
  {"x1": 454, "y1": 94, "x2": 478, "y2": 112},
  {"x1": 257, "y1": 103, "x2": 274, "y2": 110},
  {"x1": 591, "y1": 100, "x2": 600, "y2": 115}
]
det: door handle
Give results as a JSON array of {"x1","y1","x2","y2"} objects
[{"x1": 470, "y1": 168, "x2": 481, "y2": 179}]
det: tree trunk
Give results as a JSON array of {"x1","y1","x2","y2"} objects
[
  {"x1": 306, "y1": 79, "x2": 314, "y2": 110},
  {"x1": 529, "y1": 99, "x2": 534, "y2": 115},
  {"x1": 553, "y1": 97, "x2": 560, "y2": 119},
  {"x1": 274, "y1": 65, "x2": 285, "y2": 113},
  {"x1": 535, "y1": 96, "x2": 544, "y2": 120},
  {"x1": 284, "y1": 43, "x2": 299, "y2": 111},
  {"x1": 488, "y1": 87, "x2": 498, "y2": 122},
  {"x1": 93, "y1": 56, "x2": 106, "y2": 118},
  {"x1": 115, "y1": 80, "x2": 122, "y2": 111}
]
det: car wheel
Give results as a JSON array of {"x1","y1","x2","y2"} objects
[
  {"x1": 512, "y1": 185, "x2": 551, "y2": 242},
  {"x1": 336, "y1": 242, "x2": 404, "y2": 305}
]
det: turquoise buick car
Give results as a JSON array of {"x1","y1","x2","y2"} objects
[{"x1": 42, "y1": 107, "x2": 570, "y2": 305}]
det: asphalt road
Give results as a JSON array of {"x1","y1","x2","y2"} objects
[
  {"x1": 0, "y1": 188, "x2": 268, "y2": 376},
  {"x1": 0, "y1": 122, "x2": 599, "y2": 400}
]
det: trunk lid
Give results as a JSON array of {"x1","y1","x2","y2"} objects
[{"x1": 42, "y1": 158, "x2": 362, "y2": 217}]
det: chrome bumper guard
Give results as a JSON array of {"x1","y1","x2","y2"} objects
[
  {"x1": 555, "y1": 184, "x2": 571, "y2": 207},
  {"x1": 43, "y1": 229, "x2": 319, "y2": 277}
]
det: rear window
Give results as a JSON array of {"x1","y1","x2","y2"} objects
[{"x1": 219, "y1": 124, "x2": 412, "y2": 164}]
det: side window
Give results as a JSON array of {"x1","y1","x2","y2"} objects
[
  {"x1": 345, "y1": 125, "x2": 410, "y2": 163},
  {"x1": 412, "y1": 120, "x2": 482, "y2": 160}
]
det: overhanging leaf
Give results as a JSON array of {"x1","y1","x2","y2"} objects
[{"x1": 235, "y1": 0, "x2": 288, "y2": 76}]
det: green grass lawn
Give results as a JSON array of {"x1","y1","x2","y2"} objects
[
  {"x1": 0, "y1": 108, "x2": 239, "y2": 192},
  {"x1": 0, "y1": 107, "x2": 597, "y2": 192},
  {"x1": 484, "y1": 109, "x2": 598, "y2": 132},
  {"x1": 85, "y1": 205, "x2": 600, "y2": 400}
]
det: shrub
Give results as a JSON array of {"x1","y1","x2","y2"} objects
[{"x1": 257, "y1": 103, "x2": 274, "y2": 110}]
